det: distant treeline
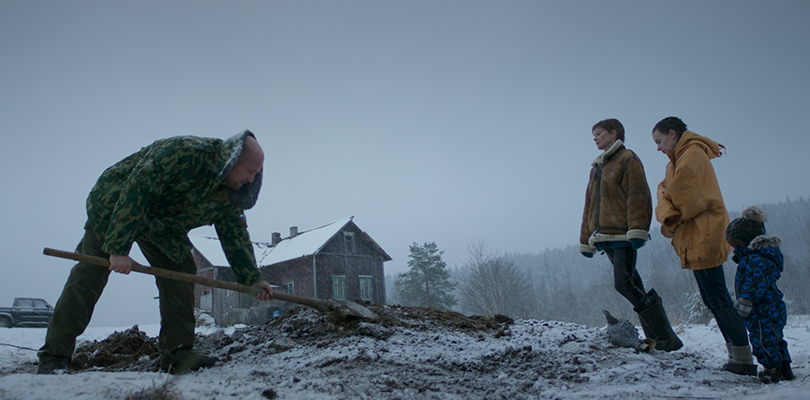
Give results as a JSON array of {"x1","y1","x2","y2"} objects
[
  {"x1": 386, "y1": 197, "x2": 810, "y2": 327},
  {"x1": 502, "y1": 197, "x2": 810, "y2": 326}
]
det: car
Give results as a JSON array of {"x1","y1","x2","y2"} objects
[{"x1": 0, "y1": 297, "x2": 54, "y2": 328}]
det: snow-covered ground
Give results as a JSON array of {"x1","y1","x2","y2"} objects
[{"x1": 0, "y1": 306, "x2": 807, "y2": 400}]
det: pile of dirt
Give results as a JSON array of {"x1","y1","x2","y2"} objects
[
  {"x1": 211, "y1": 309, "x2": 605, "y2": 399},
  {"x1": 70, "y1": 325, "x2": 160, "y2": 371},
  {"x1": 68, "y1": 304, "x2": 512, "y2": 373},
  {"x1": 215, "y1": 304, "x2": 512, "y2": 355},
  {"x1": 366, "y1": 304, "x2": 513, "y2": 332}
]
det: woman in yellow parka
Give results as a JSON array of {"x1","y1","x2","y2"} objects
[{"x1": 652, "y1": 116, "x2": 755, "y2": 376}]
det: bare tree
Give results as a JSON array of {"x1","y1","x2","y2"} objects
[{"x1": 457, "y1": 240, "x2": 537, "y2": 318}]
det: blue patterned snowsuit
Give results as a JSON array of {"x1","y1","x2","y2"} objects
[{"x1": 732, "y1": 235, "x2": 791, "y2": 369}]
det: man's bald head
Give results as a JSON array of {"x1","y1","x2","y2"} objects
[{"x1": 224, "y1": 135, "x2": 264, "y2": 191}]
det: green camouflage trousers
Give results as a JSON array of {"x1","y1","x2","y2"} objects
[{"x1": 38, "y1": 223, "x2": 196, "y2": 367}]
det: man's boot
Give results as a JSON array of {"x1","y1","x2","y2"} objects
[
  {"x1": 721, "y1": 343, "x2": 757, "y2": 376},
  {"x1": 160, "y1": 345, "x2": 218, "y2": 375},
  {"x1": 635, "y1": 289, "x2": 683, "y2": 352},
  {"x1": 37, "y1": 358, "x2": 69, "y2": 374}
]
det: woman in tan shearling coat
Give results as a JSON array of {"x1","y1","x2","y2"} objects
[
  {"x1": 652, "y1": 116, "x2": 755, "y2": 376},
  {"x1": 580, "y1": 118, "x2": 682, "y2": 351}
]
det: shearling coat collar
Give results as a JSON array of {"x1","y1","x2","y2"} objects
[{"x1": 592, "y1": 140, "x2": 624, "y2": 167}]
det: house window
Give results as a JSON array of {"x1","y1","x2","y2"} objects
[
  {"x1": 359, "y1": 276, "x2": 373, "y2": 302},
  {"x1": 282, "y1": 281, "x2": 294, "y2": 295},
  {"x1": 344, "y1": 232, "x2": 355, "y2": 254},
  {"x1": 332, "y1": 275, "x2": 347, "y2": 301}
]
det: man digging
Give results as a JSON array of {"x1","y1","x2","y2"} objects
[{"x1": 38, "y1": 130, "x2": 273, "y2": 374}]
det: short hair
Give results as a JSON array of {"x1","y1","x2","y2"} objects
[
  {"x1": 592, "y1": 119, "x2": 625, "y2": 142},
  {"x1": 653, "y1": 117, "x2": 687, "y2": 139}
]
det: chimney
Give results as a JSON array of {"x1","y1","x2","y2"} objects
[
  {"x1": 290, "y1": 226, "x2": 299, "y2": 237},
  {"x1": 271, "y1": 232, "x2": 282, "y2": 245}
]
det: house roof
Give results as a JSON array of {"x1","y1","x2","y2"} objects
[
  {"x1": 256, "y1": 216, "x2": 355, "y2": 265},
  {"x1": 189, "y1": 233, "x2": 231, "y2": 267},
  {"x1": 189, "y1": 216, "x2": 359, "y2": 268}
]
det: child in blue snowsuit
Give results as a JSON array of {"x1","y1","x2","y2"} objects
[{"x1": 726, "y1": 205, "x2": 794, "y2": 384}]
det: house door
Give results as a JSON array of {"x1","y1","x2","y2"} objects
[{"x1": 201, "y1": 290, "x2": 213, "y2": 312}]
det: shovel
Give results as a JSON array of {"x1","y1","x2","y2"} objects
[{"x1": 43, "y1": 247, "x2": 377, "y2": 319}]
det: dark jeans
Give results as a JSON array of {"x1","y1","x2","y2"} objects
[
  {"x1": 604, "y1": 247, "x2": 647, "y2": 309},
  {"x1": 39, "y1": 223, "x2": 196, "y2": 364},
  {"x1": 693, "y1": 266, "x2": 749, "y2": 347}
]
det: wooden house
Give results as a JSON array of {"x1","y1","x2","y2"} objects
[{"x1": 191, "y1": 217, "x2": 391, "y2": 325}]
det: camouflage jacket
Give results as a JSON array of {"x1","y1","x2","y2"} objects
[{"x1": 86, "y1": 131, "x2": 264, "y2": 285}]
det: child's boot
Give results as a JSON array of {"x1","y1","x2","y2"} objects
[
  {"x1": 781, "y1": 361, "x2": 795, "y2": 381},
  {"x1": 758, "y1": 367, "x2": 784, "y2": 384}
]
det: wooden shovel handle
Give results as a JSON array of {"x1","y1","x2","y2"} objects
[{"x1": 42, "y1": 247, "x2": 327, "y2": 310}]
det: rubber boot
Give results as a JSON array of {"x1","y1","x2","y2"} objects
[
  {"x1": 638, "y1": 317, "x2": 653, "y2": 341},
  {"x1": 720, "y1": 344, "x2": 757, "y2": 376},
  {"x1": 635, "y1": 289, "x2": 683, "y2": 352},
  {"x1": 159, "y1": 345, "x2": 218, "y2": 375},
  {"x1": 637, "y1": 318, "x2": 658, "y2": 351},
  {"x1": 37, "y1": 358, "x2": 69, "y2": 375}
]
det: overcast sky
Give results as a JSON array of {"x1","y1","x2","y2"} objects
[{"x1": 2, "y1": 1, "x2": 808, "y2": 327}]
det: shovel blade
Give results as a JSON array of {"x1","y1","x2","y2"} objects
[{"x1": 332, "y1": 300, "x2": 378, "y2": 319}]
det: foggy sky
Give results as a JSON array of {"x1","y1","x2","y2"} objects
[{"x1": 2, "y1": 0, "x2": 809, "y2": 327}]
